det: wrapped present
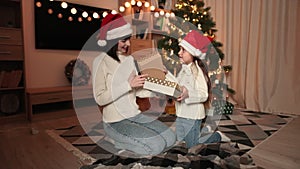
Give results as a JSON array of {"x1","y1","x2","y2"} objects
[
  {"x1": 134, "y1": 51, "x2": 181, "y2": 98},
  {"x1": 144, "y1": 76, "x2": 181, "y2": 98},
  {"x1": 211, "y1": 100, "x2": 234, "y2": 115}
]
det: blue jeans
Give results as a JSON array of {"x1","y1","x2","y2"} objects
[
  {"x1": 176, "y1": 117, "x2": 221, "y2": 148},
  {"x1": 103, "y1": 113, "x2": 176, "y2": 156}
]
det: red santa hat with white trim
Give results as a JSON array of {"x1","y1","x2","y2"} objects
[
  {"x1": 97, "y1": 13, "x2": 132, "y2": 47},
  {"x1": 179, "y1": 30, "x2": 211, "y2": 59}
]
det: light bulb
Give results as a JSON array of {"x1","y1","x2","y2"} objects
[
  {"x1": 36, "y1": 2, "x2": 42, "y2": 8},
  {"x1": 144, "y1": 2, "x2": 150, "y2": 8},
  {"x1": 119, "y1": 6, "x2": 125, "y2": 12},
  {"x1": 131, "y1": 0, "x2": 136, "y2": 6},
  {"x1": 159, "y1": 10, "x2": 165, "y2": 16},
  {"x1": 102, "y1": 11, "x2": 108, "y2": 18},
  {"x1": 57, "y1": 13, "x2": 63, "y2": 19},
  {"x1": 82, "y1": 11, "x2": 88, "y2": 18},
  {"x1": 137, "y1": 1, "x2": 142, "y2": 7},
  {"x1": 125, "y1": 2, "x2": 131, "y2": 8},
  {"x1": 61, "y1": 2, "x2": 68, "y2": 9},
  {"x1": 93, "y1": 12, "x2": 99, "y2": 19},
  {"x1": 48, "y1": 9, "x2": 53, "y2": 14},
  {"x1": 71, "y1": 8, "x2": 77, "y2": 14},
  {"x1": 150, "y1": 6, "x2": 155, "y2": 11},
  {"x1": 111, "y1": 10, "x2": 117, "y2": 14}
]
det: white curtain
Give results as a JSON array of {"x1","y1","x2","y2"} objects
[{"x1": 203, "y1": 0, "x2": 300, "y2": 115}]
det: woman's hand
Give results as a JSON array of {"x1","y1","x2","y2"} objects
[
  {"x1": 130, "y1": 74, "x2": 148, "y2": 88},
  {"x1": 177, "y1": 86, "x2": 189, "y2": 102}
]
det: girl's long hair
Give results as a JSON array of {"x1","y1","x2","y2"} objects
[{"x1": 194, "y1": 57, "x2": 211, "y2": 108}]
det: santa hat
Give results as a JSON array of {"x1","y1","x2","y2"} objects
[
  {"x1": 179, "y1": 30, "x2": 211, "y2": 59},
  {"x1": 97, "y1": 13, "x2": 132, "y2": 47}
]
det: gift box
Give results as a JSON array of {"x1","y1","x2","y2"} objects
[
  {"x1": 134, "y1": 51, "x2": 181, "y2": 98},
  {"x1": 144, "y1": 76, "x2": 181, "y2": 98}
]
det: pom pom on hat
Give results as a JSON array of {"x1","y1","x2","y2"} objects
[
  {"x1": 179, "y1": 30, "x2": 211, "y2": 59},
  {"x1": 97, "y1": 13, "x2": 132, "y2": 47}
]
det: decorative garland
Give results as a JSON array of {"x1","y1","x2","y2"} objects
[{"x1": 65, "y1": 59, "x2": 91, "y2": 86}]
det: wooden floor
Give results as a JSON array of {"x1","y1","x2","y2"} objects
[
  {"x1": 249, "y1": 116, "x2": 300, "y2": 169},
  {"x1": 0, "y1": 109, "x2": 299, "y2": 169}
]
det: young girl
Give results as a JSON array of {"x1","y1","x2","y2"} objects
[
  {"x1": 175, "y1": 30, "x2": 229, "y2": 148},
  {"x1": 92, "y1": 13, "x2": 175, "y2": 156}
]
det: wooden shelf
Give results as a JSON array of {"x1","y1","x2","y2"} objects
[
  {"x1": 26, "y1": 86, "x2": 93, "y2": 121},
  {"x1": 0, "y1": 1, "x2": 25, "y2": 120}
]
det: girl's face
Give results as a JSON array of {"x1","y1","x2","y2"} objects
[
  {"x1": 178, "y1": 46, "x2": 194, "y2": 64},
  {"x1": 118, "y1": 37, "x2": 131, "y2": 54}
]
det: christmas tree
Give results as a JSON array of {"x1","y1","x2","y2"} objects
[{"x1": 157, "y1": 0, "x2": 235, "y2": 114}]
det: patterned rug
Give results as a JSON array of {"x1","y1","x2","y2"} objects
[{"x1": 46, "y1": 109, "x2": 296, "y2": 168}]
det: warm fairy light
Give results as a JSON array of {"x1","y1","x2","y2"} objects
[
  {"x1": 131, "y1": 0, "x2": 136, "y2": 6},
  {"x1": 119, "y1": 6, "x2": 125, "y2": 12},
  {"x1": 68, "y1": 16, "x2": 73, "y2": 21},
  {"x1": 78, "y1": 17, "x2": 83, "y2": 22},
  {"x1": 57, "y1": 13, "x2": 63, "y2": 19},
  {"x1": 102, "y1": 11, "x2": 108, "y2": 17},
  {"x1": 137, "y1": 1, "x2": 142, "y2": 7},
  {"x1": 82, "y1": 11, "x2": 88, "y2": 18},
  {"x1": 111, "y1": 10, "x2": 117, "y2": 14},
  {"x1": 150, "y1": 5, "x2": 155, "y2": 11},
  {"x1": 61, "y1": 2, "x2": 68, "y2": 9},
  {"x1": 159, "y1": 10, "x2": 165, "y2": 16},
  {"x1": 124, "y1": 2, "x2": 131, "y2": 8},
  {"x1": 154, "y1": 12, "x2": 159, "y2": 17},
  {"x1": 93, "y1": 12, "x2": 99, "y2": 19},
  {"x1": 165, "y1": 12, "x2": 170, "y2": 18},
  {"x1": 48, "y1": 8, "x2": 53, "y2": 14},
  {"x1": 71, "y1": 8, "x2": 77, "y2": 14},
  {"x1": 36, "y1": 2, "x2": 42, "y2": 7},
  {"x1": 170, "y1": 12, "x2": 175, "y2": 17},
  {"x1": 87, "y1": 16, "x2": 92, "y2": 21},
  {"x1": 144, "y1": 2, "x2": 150, "y2": 8}
]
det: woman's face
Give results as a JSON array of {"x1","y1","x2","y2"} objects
[
  {"x1": 118, "y1": 37, "x2": 131, "y2": 54},
  {"x1": 178, "y1": 46, "x2": 194, "y2": 64}
]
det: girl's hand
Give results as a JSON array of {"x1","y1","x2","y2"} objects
[
  {"x1": 130, "y1": 74, "x2": 148, "y2": 88},
  {"x1": 177, "y1": 86, "x2": 189, "y2": 102}
]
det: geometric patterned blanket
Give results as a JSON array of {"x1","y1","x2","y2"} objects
[{"x1": 47, "y1": 109, "x2": 295, "y2": 169}]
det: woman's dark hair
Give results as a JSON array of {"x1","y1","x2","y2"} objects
[
  {"x1": 99, "y1": 35, "x2": 131, "y2": 62},
  {"x1": 194, "y1": 57, "x2": 211, "y2": 106}
]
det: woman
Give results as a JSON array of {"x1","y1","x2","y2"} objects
[{"x1": 92, "y1": 13, "x2": 175, "y2": 156}]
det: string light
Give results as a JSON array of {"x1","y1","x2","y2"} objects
[
  {"x1": 93, "y1": 12, "x2": 99, "y2": 19},
  {"x1": 42, "y1": 0, "x2": 112, "y2": 23},
  {"x1": 125, "y1": 2, "x2": 131, "y2": 8},
  {"x1": 102, "y1": 11, "x2": 108, "y2": 18},
  {"x1": 70, "y1": 8, "x2": 77, "y2": 14},
  {"x1": 61, "y1": 2, "x2": 68, "y2": 9},
  {"x1": 137, "y1": 1, "x2": 142, "y2": 7},
  {"x1": 119, "y1": 6, "x2": 125, "y2": 12},
  {"x1": 36, "y1": 1, "x2": 42, "y2": 7},
  {"x1": 48, "y1": 8, "x2": 53, "y2": 14},
  {"x1": 131, "y1": 0, "x2": 136, "y2": 6},
  {"x1": 82, "y1": 11, "x2": 88, "y2": 18},
  {"x1": 144, "y1": 2, "x2": 150, "y2": 8},
  {"x1": 150, "y1": 5, "x2": 155, "y2": 11},
  {"x1": 68, "y1": 16, "x2": 73, "y2": 21}
]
